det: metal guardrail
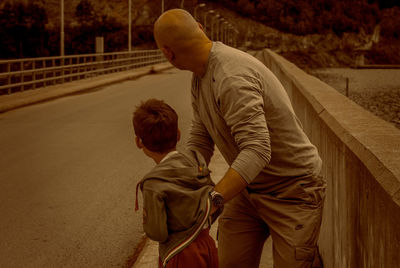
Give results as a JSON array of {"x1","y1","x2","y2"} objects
[{"x1": 0, "y1": 50, "x2": 166, "y2": 95}]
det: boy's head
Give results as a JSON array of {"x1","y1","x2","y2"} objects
[{"x1": 133, "y1": 98, "x2": 179, "y2": 154}]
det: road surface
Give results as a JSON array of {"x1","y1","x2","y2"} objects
[{"x1": 0, "y1": 69, "x2": 194, "y2": 267}]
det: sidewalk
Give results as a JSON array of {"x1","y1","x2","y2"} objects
[
  {"x1": 0, "y1": 62, "x2": 173, "y2": 113},
  {"x1": 132, "y1": 149, "x2": 273, "y2": 268}
]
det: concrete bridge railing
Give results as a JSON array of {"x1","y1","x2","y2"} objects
[{"x1": 254, "y1": 49, "x2": 400, "y2": 267}]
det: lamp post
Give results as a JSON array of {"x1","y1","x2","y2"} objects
[
  {"x1": 210, "y1": 14, "x2": 220, "y2": 40},
  {"x1": 203, "y1": 10, "x2": 214, "y2": 37},
  {"x1": 227, "y1": 24, "x2": 233, "y2": 45},
  {"x1": 194, "y1": 3, "x2": 206, "y2": 20},
  {"x1": 234, "y1": 28, "x2": 239, "y2": 47},
  {"x1": 217, "y1": 17, "x2": 225, "y2": 41},
  {"x1": 60, "y1": 0, "x2": 64, "y2": 56},
  {"x1": 222, "y1": 21, "x2": 228, "y2": 43},
  {"x1": 128, "y1": 0, "x2": 131, "y2": 52}
]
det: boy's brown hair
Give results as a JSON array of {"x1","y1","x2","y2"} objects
[{"x1": 133, "y1": 98, "x2": 178, "y2": 153}]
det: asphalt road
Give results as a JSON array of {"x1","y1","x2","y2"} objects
[{"x1": 0, "y1": 69, "x2": 194, "y2": 267}]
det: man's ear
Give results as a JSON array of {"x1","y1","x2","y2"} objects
[
  {"x1": 161, "y1": 46, "x2": 175, "y2": 62},
  {"x1": 135, "y1": 136, "x2": 143, "y2": 149},
  {"x1": 177, "y1": 129, "x2": 181, "y2": 142},
  {"x1": 198, "y1": 22, "x2": 205, "y2": 32}
]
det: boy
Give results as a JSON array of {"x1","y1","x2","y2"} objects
[{"x1": 133, "y1": 98, "x2": 219, "y2": 268}]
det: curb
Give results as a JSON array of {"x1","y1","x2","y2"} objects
[
  {"x1": 131, "y1": 220, "x2": 220, "y2": 268},
  {"x1": 0, "y1": 62, "x2": 173, "y2": 113},
  {"x1": 131, "y1": 238, "x2": 159, "y2": 268}
]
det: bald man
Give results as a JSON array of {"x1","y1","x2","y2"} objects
[{"x1": 154, "y1": 9, "x2": 326, "y2": 268}]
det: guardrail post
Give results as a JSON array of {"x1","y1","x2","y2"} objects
[
  {"x1": 7, "y1": 62, "x2": 11, "y2": 94},
  {"x1": 33, "y1": 60, "x2": 36, "y2": 89},
  {"x1": 112, "y1": 54, "x2": 116, "y2": 73},
  {"x1": 43, "y1": 59, "x2": 47, "y2": 87},
  {"x1": 52, "y1": 59, "x2": 56, "y2": 85},
  {"x1": 20, "y1": 61, "x2": 24, "y2": 92},
  {"x1": 95, "y1": 37, "x2": 104, "y2": 76},
  {"x1": 61, "y1": 57, "x2": 65, "y2": 83},
  {"x1": 84, "y1": 56, "x2": 87, "y2": 78}
]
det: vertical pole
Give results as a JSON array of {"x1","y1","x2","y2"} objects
[
  {"x1": 235, "y1": 31, "x2": 238, "y2": 47},
  {"x1": 60, "y1": 0, "x2": 64, "y2": 56},
  {"x1": 52, "y1": 59, "x2": 56, "y2": 85},
  {"x1": 216, "y1": 20, "x2": 219, "y2": 41},
  {"x1": 84, "y1": 56, "x2": 87, "y2": 78},
  {"x1": 60, "y1": 0, "x2": 65, "y2": 84},
  {"x1": 128, "y1": 0, "x2": 132, "y2": 52},
  {"x1": 204, "y1": 14, "x2": 208, "y2": 35},
  {"x1": 33, "y1": 61, "x2": 36, "y2": 89},
  {"x1": 219, "y1": 22, "x2": 222, "y2": 41},
  {"x1": 20, "y1": 61, "x2": 24, "y2": 92},
  {"x1": 194, "y1": 3, "x2": 205, "y2": 21},
  {"x1": 211, "y1": 19, "x2": 214, "y2": 40},
  {"x1": 44, "y1": 60, "x2": 47, "y2": 86},
  {"x1": 7, "y1": 63, "x2": 11, "y2": 94},
  {"x1": 61, "y1": 57, "x2": 65, "y2": 83},
  {"x1": 161, "y1": 0, "x2": 164, "y2": 13}
]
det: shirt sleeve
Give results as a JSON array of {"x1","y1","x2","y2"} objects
[
  {"x1": 142, "y1": 188, "x2": 168, "y2": 242},
  {"x1": 186, "y1": 76, "x2": 215, "y2": 164},
  {"x1": 218, "y1": 75, "x2": 272, "y2": 183}
]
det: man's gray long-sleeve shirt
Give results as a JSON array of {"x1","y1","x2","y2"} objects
[{"x1": 187, "y1": 42, "x2": 322, "y2": 192}]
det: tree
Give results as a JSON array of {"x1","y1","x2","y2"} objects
[
  {"x1": 75, "y1": 0, "x2": 95, "y2": 25},
  {"x1": 0, "y1": 1, "x2": 48, "y2": 58},
  {"x1": 368, "y1": 0, "x2": 400, "y2": 9},
  {"x1": 380, "y1": 7, "x2": 400, "y2": 39},
  {"x1": 68, "y1": 0, "x2": 125, "y2": 54}
]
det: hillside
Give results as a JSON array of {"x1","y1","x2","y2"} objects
[
  {"x1": 1, "y1": 0, "x2": 399, "y2": 68},
  {"x1": 189, "y1": 0, "x2": 400, "y2": 68}
]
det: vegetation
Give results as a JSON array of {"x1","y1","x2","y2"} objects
[
  {"x1": 0, "y1": 0, "x2": 399, "y2": 65},
  {"x1": 67, "y1": 0, "x2": 125, "y2": 54},
  {"x1": 0, "y1": 1, "x2": 48, "y2": 58},
  {"x1": 211, "y1": 0, "x2": 399, "y2": 38},
  {"x1": 0, "y1": 0, "x2": 150, "y2": 59},
  {"x1": 208, "y1": 0, "x2": 400, "y2": 66}
]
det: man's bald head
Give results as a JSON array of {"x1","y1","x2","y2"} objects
[
  {"x1": 153, "y1": 9, "x2": 212, "y2": 75},
  {"x1": 154, "y1": 9, "x2": 207, "y2": 50}
]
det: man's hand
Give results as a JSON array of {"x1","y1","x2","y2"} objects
[
  {"x1": 209, "y1": 168, "x2": 247, "y2": 223},
  {"x1": 214, "y1": 168, "x2": 248, "y2": 204}
]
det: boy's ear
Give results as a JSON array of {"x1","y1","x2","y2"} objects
[
  {"x1": 135, "y1": 136, "x2": 143, "y2": 149},
  {"x1": 177, "y1": 129, "x2": 181, "y2": 142}
]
